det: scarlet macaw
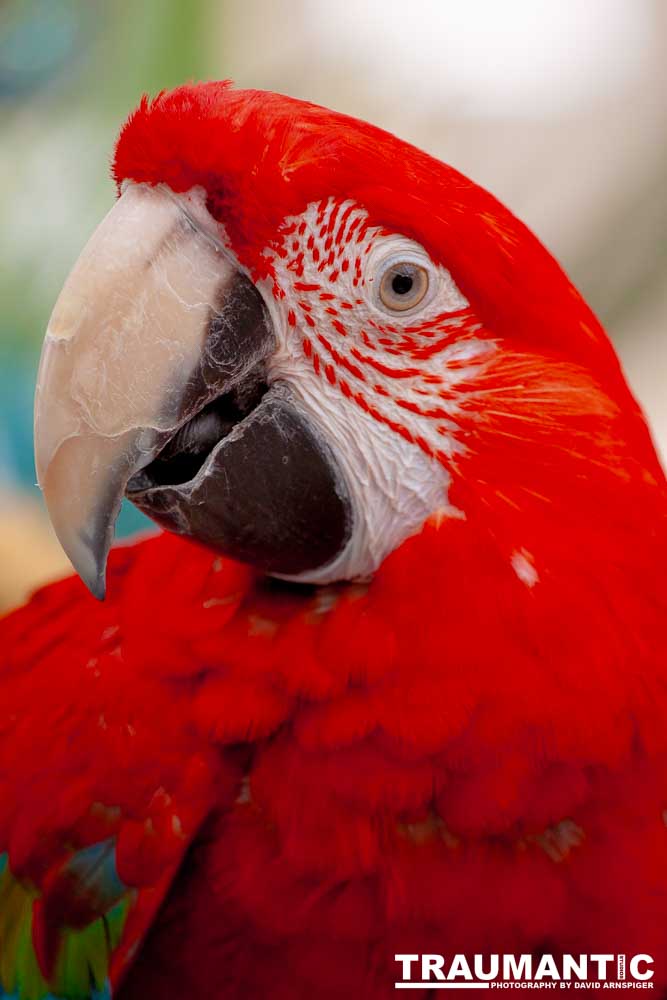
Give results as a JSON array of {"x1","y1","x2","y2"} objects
[{"x1": 1, "y1": 82, "x2": 666, "y2": 998}]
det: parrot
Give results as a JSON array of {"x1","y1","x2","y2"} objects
[{"x1": 1, "y1": 80, "x2": 667, "y2": 1000}]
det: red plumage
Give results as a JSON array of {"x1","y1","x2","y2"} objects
[{"x1": 3, "y1": 83, "x2": 667, "y2": 997}]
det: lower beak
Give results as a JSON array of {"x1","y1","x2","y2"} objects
[{"x1": 34, "y1": 182, "x2": 275, "y2": 598}]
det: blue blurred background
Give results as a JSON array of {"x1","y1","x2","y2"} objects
[{"x1": 1, "y1": 0, "x2": 666, "y2": 609}]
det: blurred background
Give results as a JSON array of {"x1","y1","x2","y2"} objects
[{"x1": 0, "y1": 0, "x2": 665, "y2": 610}]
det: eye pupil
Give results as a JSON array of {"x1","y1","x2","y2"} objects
[
  {"x1": 391, "y1": 273, "x2": 413, "y2": 296},
  {"x1": 378, "y1": 260, "x2": 430, "y2": 312}
]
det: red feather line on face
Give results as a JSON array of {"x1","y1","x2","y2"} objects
[{"x1": 266, "y1": 195, "x2": 488, "y2": 466}]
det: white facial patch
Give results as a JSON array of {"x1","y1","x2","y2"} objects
[
  {"x1": 263, "y1": 350, "x2": 451, "y2": 584},
  {"x1": 256, "y1": 197, "x2": 495, "y2": 584}
]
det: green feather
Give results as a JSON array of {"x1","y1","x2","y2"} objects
[{"x1": 0, "y1": 853, "x2": 131, "y2": 1000}]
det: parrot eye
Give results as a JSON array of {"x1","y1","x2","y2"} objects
[{"x1": 378, "y1": 261, "x2": 430, "y2": 313}]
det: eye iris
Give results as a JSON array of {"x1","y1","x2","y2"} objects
[
  {"x1": 379, "y1": 262, "x2": 429, "y2": 312},
  {"x1": 391, "y1": 272, "x2": 414, "y2": 296}
]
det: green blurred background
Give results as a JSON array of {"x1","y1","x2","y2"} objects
[
  {"x1": 1, "y1": 0, "x2": 666, "y2": 608},
  {"x1": 0, "y1": 0, "x2": 216, "y2": 606},
  {"x1": 0, "y1": 0, "x2": 212, "y2": 500}
]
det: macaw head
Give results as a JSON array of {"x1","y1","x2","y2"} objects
[{"x1": 35, "y1": 82, "x2": 664, "y2": 598}]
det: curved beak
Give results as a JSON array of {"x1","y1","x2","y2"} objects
[{"x1": 34, "y1": 183, "x2": 275, "y2": 598}]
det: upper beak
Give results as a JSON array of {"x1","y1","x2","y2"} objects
[{"x1": 34, "y1": 182, "x2": 274, "y2": 598}]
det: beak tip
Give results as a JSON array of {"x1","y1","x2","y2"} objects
[
  {"x1": 69, "y1": 553, "x2": 107, "y2": 601},
  {"x1": 40, "y1": 471, "x2": 115, "y2": 602},
  {"x1": 75, "y1": 547, "x2": 109, "y2": 601},
  {"x1": 52, "y1": 521, "x2": 110, "y2": 602},
  {"x1": 87, "y1": 575, "x2": 107, "y2": 602}
]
